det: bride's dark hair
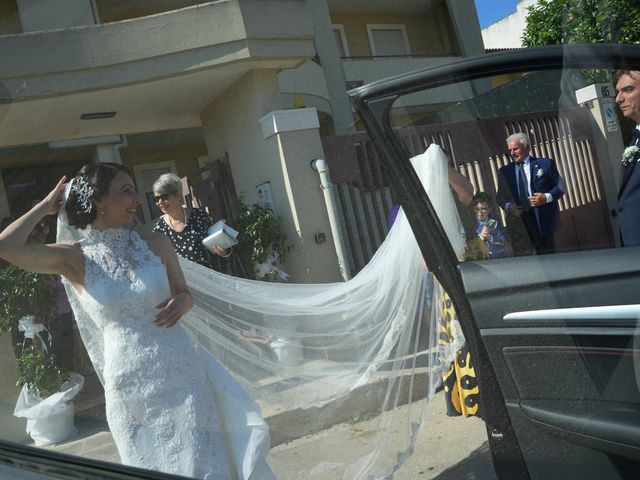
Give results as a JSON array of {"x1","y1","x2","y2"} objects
[{"x1": 66, "y1": 162, "x2": 132, "y2": 229}]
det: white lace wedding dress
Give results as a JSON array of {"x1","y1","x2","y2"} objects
[{"x1": 62, "y1": 228, "x2": 273, "y2": 480}]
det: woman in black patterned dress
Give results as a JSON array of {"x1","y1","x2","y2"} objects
[{"x1": 152, "y1": 173, "x2": 229, "y2": 270}]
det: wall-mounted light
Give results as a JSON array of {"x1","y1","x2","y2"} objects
[{"x1": 80, "y1": 111, "x2": 116, "y2": 120}]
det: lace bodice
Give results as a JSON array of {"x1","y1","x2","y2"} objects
[
  {"x1": 77, "y1": 228, "x2": 169, "y2": 330},
  {"x1": 58, "y1": 226, "x2": 273, "y2": 479},
  {"x1": 61, "y1": 227, "x2": 234, "y2": 478},
  {"x1": 83, "y1": 228, "x2": 159, "y2": 281}
]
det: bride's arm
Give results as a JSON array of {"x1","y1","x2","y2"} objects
[
  {"x1": 447, "y1": 165, "x2": 474, "y2": 206},
  {"x1": 0, "y1": 177, "x2": 83, "y2": 284},
  {"x1": 149, "y1": 233, "x2": 194, "y2": 328}
]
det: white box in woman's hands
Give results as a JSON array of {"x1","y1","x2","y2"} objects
[{"x1": 202, "y1": 220, "x2": 239, "y2": 249}]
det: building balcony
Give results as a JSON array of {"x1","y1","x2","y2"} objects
[
  {"x1": 0, "y1": 0, "x2": 315, "y2": 147},
  {"x1": 340, "y1": 54, "x2": 462, "y2": 90}
]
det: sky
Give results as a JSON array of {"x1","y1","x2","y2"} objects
[{"x1": 474, "y1": 0, "x2": 520, "y2": 29}]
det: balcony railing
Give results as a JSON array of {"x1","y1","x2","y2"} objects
[{"x1": 340, "y1": 54, "x2": 462, "y2": 89}]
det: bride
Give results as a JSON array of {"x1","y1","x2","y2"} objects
[
  {"x1": 0, "y1": 162, "x2": 273, "y2": 480},
  {"x1": 1, "y1": 145, "x2": 470, "y2": 479}
]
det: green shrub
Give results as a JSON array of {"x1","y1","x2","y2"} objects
[
  {"x1": 232, "y1": 196, "x2": 292, "y2": 281},
  {"x1": 0, "y1": 264, "x2": 56, "y2": 334},
  {"x1": 17, "y1": 343, "x2": 70, "y2": 398},
  {"x1": 0, "y1": 264, "x2": 68, "y2": 397}
]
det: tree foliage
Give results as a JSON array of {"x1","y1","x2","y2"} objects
[{"x1": 522, "y1": 0, "x2": 640, "y2": 47}]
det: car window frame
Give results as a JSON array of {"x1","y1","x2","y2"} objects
[{"x1": 348, "y1": 42, "x2": 640, "y2": 479}]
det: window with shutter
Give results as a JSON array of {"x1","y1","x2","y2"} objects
[{"x1": 367, "y1": 25, "x2": 410, "y2": 57}]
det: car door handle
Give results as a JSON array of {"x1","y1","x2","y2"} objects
[{"x1": 504, "y1": 304, "x2": 640, "y2": 325}]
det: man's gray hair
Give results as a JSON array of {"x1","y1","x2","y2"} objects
[
  {"x1": 152, "y1": 173, "x2": 182, "y2": 196},
  {"x1": 506, "y1": 132, "x2": 531, "y2": 148},
  {"x1": 614, "y1": 70, "x2": 640, "y2": 85}
]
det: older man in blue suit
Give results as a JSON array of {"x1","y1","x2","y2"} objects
[
  {"x1": 497, "y1": 132, "x2": 565, "y2": 255},
  {"x1": 615, "y1": 70, "x2": 640, "y2": 247}
]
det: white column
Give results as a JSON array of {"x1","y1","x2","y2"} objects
[
  {"x1": 444, "y1": 0, "x2": 486, "y2": 57},
  {"x1": 305, "y1": 0, "x2": 355, "y2": 134},
  {"x1": 49, "y1": 135, "x2": 127, "y2": 164},
  {"x1": 93, "y1": 143, "x2": 123, "y2": 164},
  {"x1": 48, "y1": 135, "x2": 126, "y2": 164},
  {"x1": 444, "y1": 0, "x2": 492, "y2": 97},
  {"x1": 259, "y1": 108, "x2": 343, "y2": 282}
]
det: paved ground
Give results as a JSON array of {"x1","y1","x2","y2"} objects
[
  {"x1": 40, "y1": 390, "x2": 497, "y2": 479},
  {"x1": 394, "y1": 393, "x2": 496, "y2": 480},
  {"x1": 267, "y1": 392, "x2": 495, "y2": 480}
]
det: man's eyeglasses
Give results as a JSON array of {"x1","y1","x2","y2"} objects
[
  {"x1": 474, "y1": 207, "x2": 490, "y2": 212},
  {"x1": 153, "y1": 194, "x2": 170, "y2": 203}
]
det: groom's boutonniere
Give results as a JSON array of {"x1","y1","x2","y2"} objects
[
  {"x1": 622, "y1": 146, "x2": 640, "y2": 167},
  {"x1": 535, "y1": 167, "x2": 544, "y2": 178}
]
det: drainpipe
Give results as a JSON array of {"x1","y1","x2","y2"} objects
[{"x1": 310, "y1": 159, "x2": 351, "y2": 281}]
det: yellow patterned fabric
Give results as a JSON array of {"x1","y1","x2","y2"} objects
[
  {"x1": 438, "y1": 286, "x2": 480, "y2": 417},
  {"x1": 463, "y1": 236, "x2": 490, "y2": 262}
]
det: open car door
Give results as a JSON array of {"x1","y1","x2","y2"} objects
[{"x1": 350, "y1": 44, "x2": 640, "y2": 479}]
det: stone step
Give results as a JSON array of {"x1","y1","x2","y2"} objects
[{"x1": 38, "y1": 354, "x2": 435, "y2": 462}]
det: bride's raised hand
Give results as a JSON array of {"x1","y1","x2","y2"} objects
[{"x1": 40, "y1": 176, "x2": 68, "y2": 216}]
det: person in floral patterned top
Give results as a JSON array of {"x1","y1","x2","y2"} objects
[{"x1": 152, "y1": 173, "x2": 229, "y2": 270}]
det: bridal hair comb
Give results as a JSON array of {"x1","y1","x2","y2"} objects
[{"x1": 70, "y1": 176, "x2": 95, "y2": 213}]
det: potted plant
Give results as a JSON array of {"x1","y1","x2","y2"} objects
[
  {"x1": 17, "y1": 342, "x2": 70, "y2": 399},
  {"x1": 0, "y1": 264, "x2": 83, "y2": 446},
  {"x1": 232, "y1": 196, "x2": 292, "y2": 282},
  {"x1": 14, "y1": 336, "x2": 84, "y2": 446}
]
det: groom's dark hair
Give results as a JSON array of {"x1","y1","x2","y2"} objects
[{"x1": 66, "y1": 162, "x2": 132, "y2": 229}]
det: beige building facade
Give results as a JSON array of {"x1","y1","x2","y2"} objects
[
  {"x1": 0, "y1": 0, "x2": 485, "y2": 441},
  {"x1": 0, "y1": 0, "x2": 484, "y2": 283}
]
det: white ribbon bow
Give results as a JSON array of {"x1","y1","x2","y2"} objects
[
  {"x1": 255, "y1": 252, "x2": 289, "y2": 282},
  {"x1": 18, "y1": 316, "x2": 51, "y2": 355}
]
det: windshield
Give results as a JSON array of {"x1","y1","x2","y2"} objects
[{"x1": 1, "y1": 2, "x2": 640, "y2": 480}]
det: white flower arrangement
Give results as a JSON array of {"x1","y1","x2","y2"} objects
[
  {"x1": 535, "y1": 167, "x2": 543, "y2": 178},
  {"x1": 622, "y1": 146, "x2": 640, "y2": 167}
]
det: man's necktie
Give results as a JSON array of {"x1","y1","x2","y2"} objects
[
  {"x1": 631, "y1": 129, "x2": 640, "y2": 147},
  {"x1": 517, "y1": 163, "x2": 531, "y2": 211}
]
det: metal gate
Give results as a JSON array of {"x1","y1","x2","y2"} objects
[
  {"x1": 185, "y1": 153, "x2": 237, "y2": 223},
  {"x1": 322, "y1": 108, "x2": 614, "y2": 274}
]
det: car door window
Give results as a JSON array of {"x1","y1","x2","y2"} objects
[
  {"x1": 387, "y1": 67, "x2": 619, "y2": 260},
  {"x1": 350, "y1": 45, "x2": 640, "y2": 480}
]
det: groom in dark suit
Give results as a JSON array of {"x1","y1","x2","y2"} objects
[
  {"x1": 615, "y1": 70, "x2": 640, "y2": 246},
  {"x1": 497, "y1": 132, "x2": 565, "y2": 255}
]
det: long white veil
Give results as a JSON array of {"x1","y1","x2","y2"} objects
[{"x1": 57, "y1": 144, "x2": 468, "y2": 479}]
